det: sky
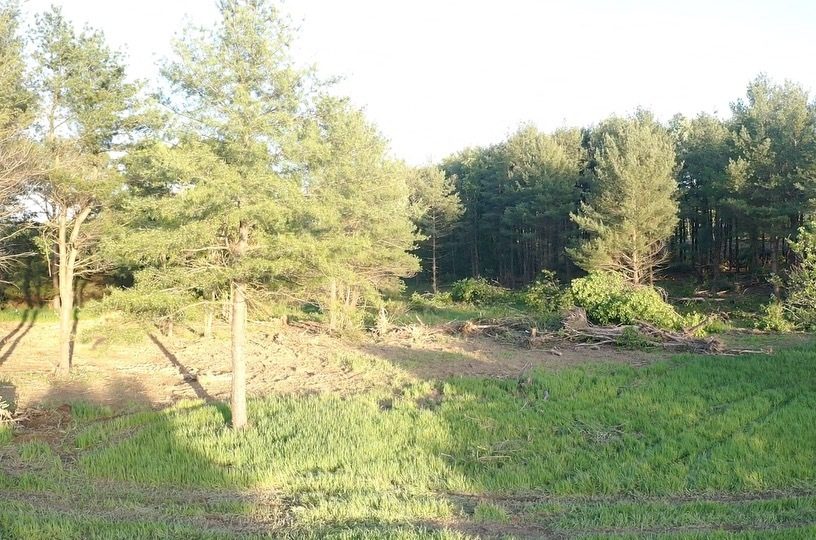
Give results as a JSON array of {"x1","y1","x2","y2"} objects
[{"x1": 21, "y1": 0, "x2": 816, "y2": 165}]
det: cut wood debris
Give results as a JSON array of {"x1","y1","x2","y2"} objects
[{"x1": 442, "y1": 308, "x2": 768, "y2": 355}]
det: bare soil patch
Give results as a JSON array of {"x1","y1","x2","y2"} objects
[{"x1": 0, "y1": 318, "x2": 666, "y2": 412}]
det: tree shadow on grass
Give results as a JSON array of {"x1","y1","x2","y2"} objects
[
  {"x1": 8, "y1": 332, "x2": 813, "y2": 538},
  {"x1": 0, "y1": 374, "x2": 289, "y2": 538}
]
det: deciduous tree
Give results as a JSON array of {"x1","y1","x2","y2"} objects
[{"x1": 30, "y1": 8, "x2": 143, "y2": 375}]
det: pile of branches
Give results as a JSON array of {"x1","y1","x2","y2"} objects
[
  {"x1": 442, "y1": 317, "x2": 540, "y2": 346},
  {"x1": 560, "y1": 308, "x2": 725, "y2": 353},
  {"x1": 442, "y1": 309, "x2": 762, "y2": 355}
]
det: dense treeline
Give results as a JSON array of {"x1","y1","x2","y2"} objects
[{"x1": 425, "y1": 78, "x2": 816, "y2": 289}]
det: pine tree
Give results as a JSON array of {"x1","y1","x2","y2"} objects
[
  {"x1": 409, "y1": 166, "x2": 462, "y2": 292},
  {"x1": 727, "y1": 75, "x2": 816, "y2": 293},
  {"x1": 297, "y1": 97, "x2": 420, "y2": 329},
  {"x1": 671, "y1": 113, "x2": 731, "y2": 281},
  {"x1": 502, "y1": 126, "x2": 584, "y2": 282},
  {"x1": 785, "y1": 221, "x2": 816, "y2": 329},
  {"x1": 569, "y1": 112, "x2": 679, "y2": 284},
  {"x1": 110, "y1": 0, "x2": 315, "y2": 429}
]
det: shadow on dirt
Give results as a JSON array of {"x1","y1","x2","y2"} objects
[
  {"x1": 0, "y1": 309, "x2": 39, "y2": 367},
  {"x1": 148, "y1": 333, "x2": 216, "y2": 403}
]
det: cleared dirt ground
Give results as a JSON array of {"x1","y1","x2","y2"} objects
[{"x1": 0, "y1": 316, "x2": 664, "y2": 412}]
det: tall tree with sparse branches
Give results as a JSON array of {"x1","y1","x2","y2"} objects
[
  {"x1": 30, "y1": 7, "x2": 144, "y2": 375},
  {"x1": 409, "y1": 166, "x2": 462, "y2": 292}
]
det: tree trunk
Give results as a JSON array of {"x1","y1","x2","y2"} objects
[
  {"x1": 56, "y1": 211, "x2": 72, "y2": 376},
  {"x1": 230, "y1": 279, "x2": 248, "y2": 429},
  {"x1": 55, "y1": 205, "x2": 92, "y2": 376},
  {"x1": 771, "y1": 236, "x2": 781, "y2": 298},
  {"x1": 50, "y1": 257, "x2": 60, "y2": 310},
  {"x1": 431, "y1": 233, "x2": 438, "y2": 293},
  {"x1": 57, "y1": 273, "x2": 73, "y2": 376},
  {"x1": 230, "y1": 220, "x2": 249, "y2": 430},
  {"x1": 329, "y1": 278, "x2": 338, "y2": 331}
]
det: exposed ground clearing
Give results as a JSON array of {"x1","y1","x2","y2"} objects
[{"x1": 0, "y1": 318, "x2": 670, "y2": 410}]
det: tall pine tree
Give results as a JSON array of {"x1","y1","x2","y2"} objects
[
  {"x1": 409, "y1": 166, "x2": 462, "y2": 292},
  {"x1": 727, "y1": 75, "x2": 816, "y2": 293},
  {"x1": 115, "y1": 0, "x2": 316, "y2": 429},
  {"x1": 570, "y1": 112, "x2": 678, "y2": 284}
]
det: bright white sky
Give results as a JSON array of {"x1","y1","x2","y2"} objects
[{"x1": 22, "y1": 0, "x2": 816, "y2": 164}]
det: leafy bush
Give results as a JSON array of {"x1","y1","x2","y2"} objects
[
  {"x1": 569, "y1": 272, "x2": 682, "y2": 329},
  {"x1": 449, "y1": 278, "x2": 510, "y2": 305},
  {"x1": 615, "y1": 326, "x2": 654, "y2": 349},
  {"x1": 757, "y1": 300, "x2": 794, "y2": 332},
  {"x1": 519, "y1": 270, "x2": 570, "y2": 314},
  {"x1": 409, "y1": 291, "x2": 452, "y2": 310}
]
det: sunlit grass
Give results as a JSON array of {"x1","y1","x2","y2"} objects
[
  {"x1": 0, "y1": 307, "x2": 62, "y2": 323},
  {"x1": 1, "y1": 348, "x2": 815, "y2": 537}
]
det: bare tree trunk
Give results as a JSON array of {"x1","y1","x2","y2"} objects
[
  {"x1": 50, "y1": 257, "x2": 60, "y2": 310},
  {"x1": 329, "y1": 278, "x2": 337, "y2": 331},
  {"x1": 230, "y1": 279, "x2": 247, "y2": 429},
  {"x1": 230, "y1": 220, "x2": 249, "y2": 430},
  {"x1": 55, "y1": 206, "x2": 91, "y2": 376},
  {"x1": 771, "y1": 236, "x2": 780, "y2": 298},
  {"x1": 431, "y1": 233, "x2": 438, "y2": 293},
  {"x1": 56, "y1": 211, "x2": 72, "y2": 376}
]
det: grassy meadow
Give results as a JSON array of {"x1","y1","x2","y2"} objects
[{"x1": 2, "y1": 343, "x2": 815, "y2": 538}]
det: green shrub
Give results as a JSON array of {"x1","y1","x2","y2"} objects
[
  {"x1": 701, "y1": 315, "x2": 732, "y2": 334},
  {"x1": 449, "y1": 278, "x2": 510, "y2": 305},
  {"x1": 409, "y1": 291, "x2": 452, "y2": 310},
  {"x1": 569, "y1": 272, "x2": 682, "y2": 329},
  {"x1": 679, "y1": 311, "x2": 725, "y2": 336},
  {"x1": 615, "y1": 326, "x2": 654, "y2": 349},
  {"x1": 757, "y1": 300, "x2": 794, "y2": 332},
  {"x1": 519, "y1": 270, "x2": 570, "y2": 314}
]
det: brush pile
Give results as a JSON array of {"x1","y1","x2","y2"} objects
[{"x1": 442, "y1": 308, "x2": 759, "y2": 355}]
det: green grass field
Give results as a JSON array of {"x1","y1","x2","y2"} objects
[{"x1": 1, "y1": 347, "x2": 815, "y2": 538}]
